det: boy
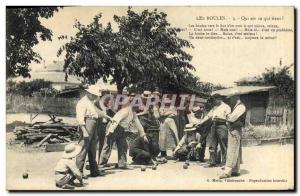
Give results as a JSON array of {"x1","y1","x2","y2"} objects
[{"x1": 55, "y1": 143, "x2": 84, "y2": 189}]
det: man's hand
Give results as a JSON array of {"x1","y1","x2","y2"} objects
[
  {"x1": 188, "y1": 141, "x2": 197, "y2": 148},
  {"x1": 196, "y1": 143, "x2": 201, "y2": 149},
  {"x1": 80, "y1": 125, "x2": 89, "y2": 138}
]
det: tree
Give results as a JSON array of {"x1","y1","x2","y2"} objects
[
  {"x1": 58, "y1": 7, "x2": 198, "y2": 94},
  {"x1": 236, "y1": 63, "x2": 294, "y2": 105},
  {"x1": 262, "y1": 64, "x2": 294, "y2": 101},
  {"x1": 6, "y1": 7, "x2": 61, "y2": 78}
]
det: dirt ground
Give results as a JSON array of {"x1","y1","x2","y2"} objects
[
  {"x1": 6, "y1": 140, "x2": 294, "y2": 191},
  {"x1": 6, "y1": 113, "x2": 294, "y2": 191}
]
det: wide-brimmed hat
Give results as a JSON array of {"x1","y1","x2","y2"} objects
[
  {"x1": 85, "y1": 84, "x2": 102, "y2": 96},
  {"x1": 62, "y1": 143, "x2": 81, "y2": 159},
  {"x1": 142, "y1": 90, "x2": 152, "y2": 99},
  {"x1": 152, "y1": 90, "x2": 161, "y2": 96},
  {"x1": 184, "y1": 123, "x2": 196, "y2": 132},
  {"x1": 211, "y1": 93, "x2": 226, "y2": 99},
  {"x1": 192, "y1": 106, "x2": 201, "y2": 113}
]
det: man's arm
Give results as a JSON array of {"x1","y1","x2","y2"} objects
[
  {"x1": 106, "y1": 109, "x2": 128, "y2": 135},
  {"x1": 227, "y1": 104, "x2": 246, "y2": 122},
  {"x1": 174, "y1": 135, "x2": 186, "y2": 153},
  {"x1": 76, "y1": 102, "x2": 89, "y2": 137},
  {"x1": 66, "y1": 160, "x2": 82, "y2": 182},
  {"x1": 133, "y1": 113, "x2": 146, "y2": 137}
]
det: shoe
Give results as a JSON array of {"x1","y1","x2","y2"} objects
[
  {"x1": 204, "y1": 163, "x2": 217, "y2": 168},
  {"x1": 231, "y1": 172, "x2": 240, "y2": 177},
  {"x1": 81, "y1": 173, "x2": 88, "y2": 179},
  {"x1": 218, "y1": 172, "x2": 231, "y2": 179},
  {"x1": 60, "y1": 184, "x2": 75, "y2": 189}
]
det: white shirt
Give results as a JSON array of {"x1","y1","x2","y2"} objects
[
  {"x1": 76, "y1": 96, "x2": 99, "y2": 125},
  {"x1": 206, "y1": 101, "x2": 231, "y2": 120},
  {"x1": 107, "y1": 106, "x2": 145, "y2": 136},
  {"x1": 227, "y1": 100, "x2": 246, "y2": 122},
  {"x1": 178, "y1": 132, "x2": 201, "y2": 147}
]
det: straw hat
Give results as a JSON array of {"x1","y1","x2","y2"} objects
[
  {"x1": 85, "y1": 84, "x2": 102, "y2": 96},
  {"x1": 211, "y1": 93, "x2": 225, "y2": 99},
  {"x1": 62, "y1": 143, "x2": 81, "y2": 159},
  {"x1": 192, "y1": 106, "x2": 201, "y2": 113},
  {"x1": 142, "y1": 90, "x2": 152, "y2": 99},
  {"x1": 184, "y1": 123, "x2": 196, "y2": 132}
]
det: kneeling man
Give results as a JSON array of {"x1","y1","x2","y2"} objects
[
  {"x1": 173, "y1": 123, "x2": 201, "y2": 161},
  {"x1": 129, "y1": 129, "x2": 160, "y2": 165}
]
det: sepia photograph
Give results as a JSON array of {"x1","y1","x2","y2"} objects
[{"x1": 5, "y1": 6, "x2": 295, "y2": 191}]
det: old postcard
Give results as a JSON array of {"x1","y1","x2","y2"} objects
[{"x1": 6, "y1": 6, "x2": 295, "y2": 191}]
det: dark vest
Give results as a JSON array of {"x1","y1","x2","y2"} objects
[{"x1": 230, "y1": 101, "x2": 246, "y2": 129}]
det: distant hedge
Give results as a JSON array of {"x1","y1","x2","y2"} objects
[{"x1": 6, "y1": 79, "x2": 57, "y2": 97}]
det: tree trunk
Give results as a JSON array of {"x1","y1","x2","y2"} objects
[{"x1": 116, "y1": 81, "x2": 124, "y2": 94}]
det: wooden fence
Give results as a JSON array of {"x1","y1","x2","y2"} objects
[
  {"x1": 265, "y1": 106, "x2": 294, "y2": 127},
  {"x1": 6, "y1": 94, "x2": 79, "y2": 116}
]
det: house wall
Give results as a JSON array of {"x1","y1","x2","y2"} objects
[{"x1": 241, "y1": 91, "x2": 269, "y2": 125}]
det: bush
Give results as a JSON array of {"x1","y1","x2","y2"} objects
[
  {"x1": 242, "y1": 125, "x2": 294, "y2": 139},
  {"x1": 6, "y1": 79, "x2": 57, "y2": 97}
]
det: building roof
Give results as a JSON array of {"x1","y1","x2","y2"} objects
[
  {"x1": 13, "y1": 71, "x2": 82, "y2": 84},
  {"x1": 212, "y1": 86, "x2": 276, "y2": 97}
]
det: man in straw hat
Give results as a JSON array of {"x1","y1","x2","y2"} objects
[
  {"x1": 54, "y1": 143, "x2": 83, "y2": 189},
  {"x1": 219, "y1": 95, "x2": 246, "y2": 179},
  {"x1": 195, "y1": 93, "x2": 231, "y2": 167},
  {"x1": 173, "y1": 123, "x2": 201, "y2": 161},
  {"x1": 189, "y1": 105, "x2": 209, "y2": 162},
  {"x1": 75, "y1": 84, "x2": 112, "y2": 178}
]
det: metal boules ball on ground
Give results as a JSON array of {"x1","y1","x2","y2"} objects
[
  {"x1": 185, "y1": 160, "x2": 190, "y2": 166},
  {"x1": 183, "y1": 164, "x2": 188, "y2": 169},
  {"x1": 22, "y1": 172, "x2": 29, "y2": 179},
  {"x1": 141, "y1": 166, "x2": 146, "y2": 171}
]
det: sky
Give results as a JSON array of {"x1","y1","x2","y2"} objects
[{"x1": 32, "y1": 6, "x2": 294, "y2": 87}]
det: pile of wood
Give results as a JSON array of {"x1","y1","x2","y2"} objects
[{"x1": 13, "y1": 121, "x2": 80, "y2": 147}]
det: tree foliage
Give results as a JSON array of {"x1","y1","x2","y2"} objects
[
  {"x1": 262, "y1": 64, "x2": 294, "y2": 101},
  {"x1": 237, "y1": 64, "x2": 294, "y2": 103},
  {"x1": 58, "y1": 8, "x2": 200, "y2": 94},
  {"x1": 6, "y1": 7, "x2": 60, "y2": 78}
]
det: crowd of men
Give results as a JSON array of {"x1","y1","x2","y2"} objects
[{"x1": 54, "y1": 85, "x2": 246, "y2": 189}]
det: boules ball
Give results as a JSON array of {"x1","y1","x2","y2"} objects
[
  {"x1": 183, "y1": 164, "x2": 188, "y2": 169},
  {"x1": 152, "y1": 165, "x2": 157, "y2": 170},
  {"x1": 141, "y1": 166, "x2": 146, "y2": 171},
  {"x1": 22, "y1": 172, "x2": 29, "y2": 179},
  {"x1": 185, "y1": 160, "x2": 190, "y2": 166}
]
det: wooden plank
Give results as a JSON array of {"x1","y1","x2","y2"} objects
[
  {"x1": 36, "y1": 133, "x2": 53, "y2": 147},
  {"x1": 45, "y1": 143, "x2": 68, "y2": 152}
]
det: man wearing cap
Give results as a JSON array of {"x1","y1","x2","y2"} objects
[
  {"x1": 196, "y1": 94, "x2": 231, "y2": 167},
  {"x1": 55, "y1": 144, "x2": 83, "y2": 189},
  {"x1": 99, "y1": 103, "x2": 148, "y2": 169},
  {"x1": 75, "y1": 85, "x2": 112, "y2": 177},
  {"x1": 173, "y1": 123, "x2": 201, "y2": 161},
  {"x1": 219, "y1": 95, "x2": 246, "y2": 179}
]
